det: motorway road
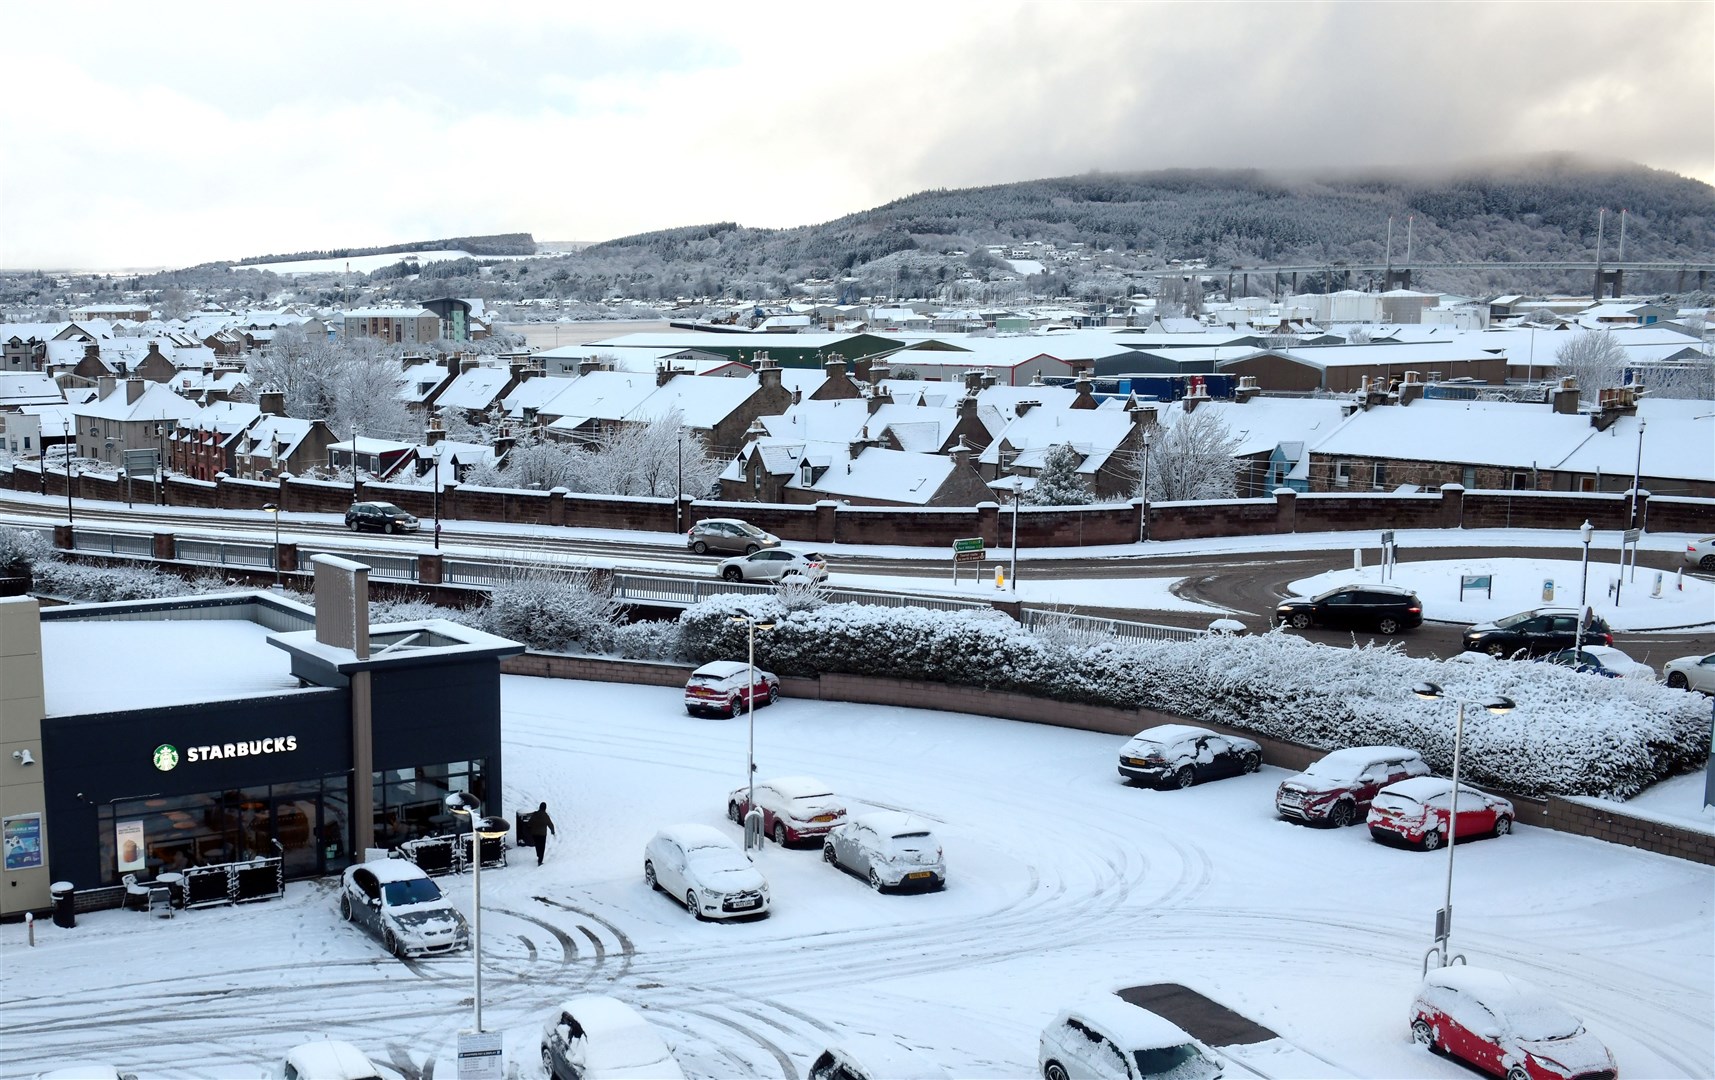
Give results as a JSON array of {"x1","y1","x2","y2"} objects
[{"x1": 3, "y1": 492, "x2": 1711, "y2": 665}]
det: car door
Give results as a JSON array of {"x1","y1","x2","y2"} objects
[
  {"x1": 1452, "y1": 788, "x2": 1495, "y2": 839},
  {"x1": 352, "y1": 868, "x2": 381, "y2": 933},
  {"x1": 544, "y1": 1009, "x2": 582, "y2": 1080},
  {"x1": 1546, "y1": 615, "x2": 1579, "y2": 652},
  {"x1": 1353, "y1": 761, "x2": 1392, "y2": 808},
  {"x1": 1190, "y1": 736, "x2": 1221, "y2": 780},
  {"x1": 1695, "y1": 655, "x2": 1715, "y2": 692},
  {"x1": 754, "y1": 784, "x2": 782, "y2": 834},
  {"x1": 748, "y1": 670, "x2": 770, "y2": 705}
]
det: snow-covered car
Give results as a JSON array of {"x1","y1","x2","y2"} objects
[
  {"x1": 1539, "y1": 645, "x2": 1654, "y2": 680},
  {"x1": 1366, "y1": 777, "x2": 1514, "y2": 851},
  {"x1": 1117, "y1": 724, "x2": 1261, "y2": 789},
  {"x1": 540, "y1": 994, "x2": 686, "y2": 1080},
  {"x1": 1275, "y1": 745, "x2": 1431, "y2": 827},
  {"x1": 729, "y1": 775, "x2": 847, "y2": 846},
  {"x1": 1410, "y1": 966, "x2": 1617, "y2": 1080},
  {"x1": 822, "y1": 811, "x2": 945, "y2": 892},
  {"x1": 809, "y1": 1036, "x2": 950, "y2": 1080},
  {"x1": 1461, "y1": 607, "x2": 1612, "y2": 658},
  {"x1": 1039, "y1": 996, "x2": 1225, "y2": 1080},
  {"x1": 336, "y1": 859, "x2": 469, "y2": 958},
  {"x1": 1684, "y1": 535, "x2": 1715, "y2": 571},
  {"x1": 687, "y1": 517, "x2": 780, "y2": 555},
  {"x1": 643, "y1": 824, "x2": 770, "y2": 920},
  {"x1": 33, "y1": 1068, "x2": 136, "y2": 1080},
  {"x1": 343, "y1": 501, "x2": 419, "y2": 533},
  {"x1": 1664, "y1": 652, "x2": 1715, "y2": 693},
  {"x1": 684, "y1": 660, "x2": 780, "y2": 717},
  {"x1": 277, "y1": 1041, "x2": 385, "y2": 1080},
  {"x1": 717, "y1": 547, "x2": 829, "y2": 583}
]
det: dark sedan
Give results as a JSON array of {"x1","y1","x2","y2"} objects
[
  {"x1": 1117, "y1": 724, "x2": 1262, "y2": 789},
  {"x1": 344, "y1": 501, "x2": 419, "y2": 534},
  {"x1": 1462, "y1": 607, "x2": 1612, "y2": 658},
  {"x1": 1274, "y1": 584, "x2": 1423, "y2": 635}
]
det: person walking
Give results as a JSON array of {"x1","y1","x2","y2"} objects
[{"x1": 528, "y1": 801, "x2": 556, "y2": 866}]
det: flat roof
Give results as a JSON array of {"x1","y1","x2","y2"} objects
[{"x1": 41, "y1": 619, "x2": 306, "y2": 716}]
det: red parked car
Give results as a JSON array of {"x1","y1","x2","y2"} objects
[
  {"x1": 1411, "y1": 966, "x2": 1617, "y2": 1080},
  {"x1": 727, "y1": 776, "x2": 846, "y2": 847},
  {"x1": 1366, "y1": 776, "x2": 1514, "y2": 850},
  {"x1": 684, "y1": 661, "x2": 780, "y2": 718},
  {"x1": 1275, "y1": 745, "x2": 1431, "y2": 827}
]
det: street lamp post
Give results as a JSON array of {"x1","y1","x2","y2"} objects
[
  {"x1": 1575, "y1": 520, "x2": 1593, "y2": 655},
  {"x1": 730, "y1": 613, "x2": 775, "y2": 851},
  {"x1": 261, "y1": 503, "x2": 282, "y2": 589},
  {"x1": 63, "y1": 420, "x2": 75, "y2": 525},
  {"x1": 676, "y1": 429, "x2": 685, "y2": 535},
  {"x1": 432, "y1": 443, "x2": 445, "y2": 551},
  {"x1": 443, "y1": 792, "x2": 510, "y2": 1036},
  {"x1": 351, "y1": 429, "x2": 360, "y2": 505},
  {"x1": 1411, "y1": 682, "x2": 1515, "y2": 970},
  {"x1": 1139, "y1": 428, "x2": 1152, "y2": 543}
]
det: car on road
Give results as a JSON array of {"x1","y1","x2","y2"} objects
[
  {"x1": 687, "y1": 518, "x2": 780, "y2": 555},
  {"x1": 1275, "y1": 745, "x2": 1431, "y2": 827},
  {"x1": 684, "y1": 660, "x2": 780, "y2": 717},
  {"x1": 1273, "y1": 583, "x2": 1424, "y2": 635},
  {"x1": 643, "y1": 824, "x2": 769, "y2": 920},
  {"x1": 1410, "y1": 966, "x2": 1617, "y2": 1080},
  {"x1": 336, "y1": 859, "x2": 469, "y2": 958},
  {"x1": 1039, "y1": 996, "x2": 1225, "y2": 1080},
  {"x1": 822, "y1": 811, "x2": 946, "y2": 892},
  {"x1": 1366, "y1": 777, "x2": 1514, "y2": 851},
  {"x1": 1540, "y1": 645, "x2": 1654, "y2": 680},
  {"x1": 277, "y1": 1041, "x2": 385, "y2": 1080},
  {"x1": 1117, "y1": 724, "x2": 1261, "y2": 790},
  {"x1": 717, "y1": 547, "x2": 829, "y2": 583},
  {"x1": 1685, "y1": 535, "x2": 1715, "y2": 571},
  {"x1": 1664, "y1": 652, "x2": 1715, "y2": 693},
  {"x1": 344, "y1": 501, "x2": 420, "y2": 534},
  {"x1": 540, "y1": 994, "x2": 685, "y2": 1080},
  {"x1": 1461, "y1": 607, "x2": 1612, "y2": 658},
  {"x1": 809, "y1": 1037, "x2": 950, "y2": 1080},
  {"x1": 729, "y1": 776, "x2": 847, "y2": 846}
]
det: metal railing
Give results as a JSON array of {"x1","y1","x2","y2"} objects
[
  {"x1": 1022, "y1": 608, "x2": 1207, "y2": 643},
  {"x1": 175, "y1": 538, "x2": 274, "y2": 568},
  {"x1": 610, "y1": 572, "x2": 776, "y2": 606},
  {"x1": 70, "y1": 530, "x2": 154, "y2": 557},
  {"x1": 300, "y1": 549, "x2": 418, "y2": 582}
]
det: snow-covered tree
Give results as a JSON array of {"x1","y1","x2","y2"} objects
[
  {"x1": 245, "y1": 326, "x2": 414, "y2": 440},
  {"x1": 1025, "y1": 443, "x2": 1094, "y2": 505},
  {"x1": 1554, "y1": 331, "x2": 1628, "y2": 402},
  {"x1": 583, "y1": 411, "x2": 723, "y2": 498},
  {"x1": 1142, "y1": 410, "x2": 1242, "y2": 501}
]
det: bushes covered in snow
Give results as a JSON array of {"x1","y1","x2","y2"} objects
[
  {"x1": 474, "y1": 569, "x2": 620, "y2": 654},
  {"x1": 677, "y1": 596, "x2": 1708, "y2": 800},
  {"x1": 30, "y1": 559, "x2": 233, "y2": 603}
]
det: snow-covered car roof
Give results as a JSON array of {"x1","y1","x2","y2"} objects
[
  {"x1": 1125, "y1": 724, "x2": 1214, "y2": 745},
  {"x1": 351, "y1": 858, "x2": 432, "y2": 885},
  {"x1": 549, "y1": 995, "x2": 683, "y2": 1075},
  {"x1": 281, "y1": 1041, "x2": 381, "y2": 1080},
  {"x1": 849, "y1": 810, "x2": 933, "y2": 838},
  {"x1": 760, "y1": 775, "x2": 836, "y2": 800},
  {"x1": 33, "y1": 1067, "x2": 131, "y2": 1080},
  {"x1": 691, "y1": 660, "x2": 768, "y2": 680},
  {"x1": 655, "y1": 823, "x2": 739, "y2": 852},
  {"x1": 820, "y1": 1035, "x2": 950, "y2": 1078},
  {"x1": 1421, "y1": 967, "x2": 1583, "y2": 1036},
  {"x1": 1379, "y1": 777, "x2": 1495, "y2": 802},
  {"x1": 1306, "y1": 745, "x2": 1423, "y2": 773},
  {"x1": 1062, "y1": 996, "x2": 1196, "y2": 1050}
]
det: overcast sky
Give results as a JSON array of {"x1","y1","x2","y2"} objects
[{"x1": 4, "y1": 1, "x2": 1711, "y2": 271}]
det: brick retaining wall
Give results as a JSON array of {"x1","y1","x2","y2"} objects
[{"x1": 1547, "y1": 796, "x2": 1715, "y2": 865}]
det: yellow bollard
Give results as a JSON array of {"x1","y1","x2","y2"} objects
[{"x1": 995, "y1": 564, "x2": 1005, "y2": 589}]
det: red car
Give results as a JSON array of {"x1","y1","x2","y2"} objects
[
  {"x1": 684, "y1": 661, "x2": 780, "y2": 718},
  {"x1": 1411, "y1": 966, "x2": 1617, "y2": 1080},
  {"x1": 1276, "y1": 745, "x2": 1430, "y2": 827},
  {"x1": 727, "y1": 776, "x2": 846, "y2": 846},
  {"x1": 1366, "y1": 776, "x2": 1514, "y2": 850}
]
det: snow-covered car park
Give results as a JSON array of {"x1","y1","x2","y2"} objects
[{"x1": 5, "y1": 675, "x2": 1711, "y2": 1079}]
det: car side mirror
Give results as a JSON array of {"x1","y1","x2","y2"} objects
[{"x1": 1480, "y1": 1027, "x2": 1501, "y2": 1040}]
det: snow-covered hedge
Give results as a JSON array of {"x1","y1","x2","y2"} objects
[
  {"x1": 678, "y1": 596, "x2": 1709, "y2": 800},
  {"x1": 30, "y1": 559, "x2": 232, "y2": 603},
  {"x1": 475, "y1": 570, "x2": 620, "y2": 654},
  {"x1": 0, "y1": 526, "x2": 52, "y2": 573}
]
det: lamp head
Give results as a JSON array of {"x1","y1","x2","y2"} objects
[
  {"x1": 444, "y1": 791, "x2": 481, "y2": 816},
  {"x1": 262, "y1": 502, "x2": 278, "y2": 513},
  {"x1": 1411, "y1": 681, "x2": 1445, "y2": 702},
  {"x1": 473, "y1": 815, "x2": 510, "y2": 838},
  {"x1": 1580, "y1": 520, "x2": 1593, "y2": 543},
  {"x1": 12, "y1": 749, "x2": 35, "y2": 766},
  {"x1": 1481, "y1": 695, "x2": 1516, "y2": 715}
]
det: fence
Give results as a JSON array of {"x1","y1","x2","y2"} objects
[
  {"x1": 299, "y1": 548, "x2": 418, "y2": 582},
  {"x1": 1022, "y1": 608, "x2": 1207, "y2": 643},
  {"x1": 174, "y1": 538, "x2": 275, "y2": 568},
  {"x1": 69, "y1": 529, "x2": 154, "y2": 558}
]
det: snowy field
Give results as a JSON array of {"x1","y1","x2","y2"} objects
[
  {"x1": 1291, "y1": 556, "x2": 1715, "y2": 631},
  {"x1": 5, "y1": 676, "x2": 1710, "y2": 1078}
]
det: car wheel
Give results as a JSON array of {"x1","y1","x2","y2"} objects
[
  {"x1": 686, "y1": 889, "x2": 703, "y2": 919},
  {"x1": 384, "y1": 927, "x2": 404, "y2": 958},
  {"x1": 644, "y1": 860, "x2": 658, "y2": 891},
  {"x1": 1668, "y1": 672, "x2": 1689, "y2": 689},
  {"x1": 1701, "y1": 553, "x2": 1715, "y2": 570},
  {"x1": 1044, "y1": 1061, "x2": 1070, "y2": 1080},
  {"x1": 1328, "y1": 800, "x2": 1355, "y2": 828},
  {"x1": 728, "y1": 695, "x2": 744, "y2": 718},
  {"x1": 1241, "y1": 751, "x2": 1261, "y2": 774},
  {"x1": 339, "y1": 894, "x2": 353, "y2": 921},
  {"x1": 773, "y1": 822, "x2": 789, "y2": 846},
  {"x1": 542, "y1": 1046, "x2": 556, "y2": 1078},
  {"x1": 1493, "y1": 815, "x2": 1513, "y2": 837},
  {"x1": 347, "y1": 521, "x2": 359, "y2": 531},
  {"x1": 823, "y1": 842, "x2": 837, "y2": 864},
  {"x1": 728, "y1": 802, "x2": 742, "y2": 824},
  {"x1": 868, "y1": 868, "x2": 883, "y2": 891},
  {"x1": 1411, "y1": 1019, "x2": 1436, "y2": 1050},
  {"x1": 744, "y1": 543, "x2": 760, "y2": 555},
  {"x1": 1421, "y1": 829, "x2": 1443, "y2": 851},
  {"x1": 722, "y1": 566, "x2": 744, "y2": 582},
  {"x1": 1290, "y1": 613, "x2": 1313, "y2": 629},
  {"x1": 1507, "y1": 1067, "x2": 1530, "y2": 1080},
  {"x1": 1174, "y1": 766, "x2": 1195, "y2": 790},
  {"x1": 384, "y1": 521, "x2": 394, "y2": 534},
  {"x1": 767, "y1": 683, "x2": 780, "y2": 705},
  {"x1": 1378, "y1": 617, "x2": 1401, "y2": 635},
  {"x1": 1486, "y1": 642, "x2": 1508, "y2": 659},
  {"x1": 692, "y1": 540, "x2": 708, "y2": 555}
]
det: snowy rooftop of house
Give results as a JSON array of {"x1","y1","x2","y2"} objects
[
  {"x1": 238, "y1": 415, "x2": 316, "y2": 460},
  {"x1": 796, "y1": 443, "x2": 956, "y2": 504},
  {"x1": 1553, "y1": 402, "x2": 1715, "y2": 483},
  {"x1": 330, "y1": 436, "x2": 415, "y2": 454},
  {"x1": 76, "y1": 382, "x2": 202, "y2": 422},
  {"x1": 500, "y1": 373, "x2": 575, "y2": 416},
  {"x1": 760, "y1": 399, "x2": 873, "y2": 444},
  {"x1": 629, "y1": 373, "x2": 760, "y2": 427},
  {"x1": 1238, "y1": 341, "x2": 1504, "y2": 369},
  {"x1": 0, "y1": 322, "x2": 74, "y2": 343},
  {"x1": 41, "y1": 619, "x2": 305, "y2": 716},
  {"x1": 1309, "y1": 398, "x2": 1585, "y2": 468},
  {"x1": 779, "y1": 368, "x2": 829, "y2": 398},
  {"x1": 1157, "y1": 396, "x2": 1354, "y2": 458},
  {"x1": 535, "y1": 370, "x2": 662, "y2": 423},
  {"x1": 980, "y1": 405, "x2": 1136, "y2": 474},
  {"x1": 436, "y1": 365, "x2": 513, "y2": 410},
  {"x1": 0, "y1": 372, "x2": 64, "y2": 406},
  {"x1": 583, "y1": 331, "x2": 895, "y2": 352}
]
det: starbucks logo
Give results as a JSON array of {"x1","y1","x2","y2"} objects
[{"x1": 152, "y1": 744, "x2": 180, "y2": 772}]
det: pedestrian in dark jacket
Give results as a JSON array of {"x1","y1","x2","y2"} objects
[{"x1": 528, "y1": 801, "x2": 556, "y2": 865}]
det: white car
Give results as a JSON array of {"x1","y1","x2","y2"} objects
[
  {"x1": 33, "y1": 1069, "x2": 136, "y2": 1080},
  {"x1": 728, "y1": 775, "x2": 847, "y2": 846},
  {"x1": 684, "y1": 659, "x2": 780, "y2": 718},
  {"x1": 1039, "y1": 997, "x2": 1225, "y2": 1080},
  {"x1": 717, "y1": 547, "x2": 829, "y2": 583},
  {"x1": 809, "y1": 1036, "x2": 950, "y2": 1080},
  {"x1": 644, "y1": 824, "x2": 770, "y2": 920},
  {"x1": 1541, "y1": 644, "x2": 1655, "y2": 680},
  {"x1": 337, "y1": 859, "x2": 469, "y2": 958},
  {"x1": 277, "y1": 1041, "x2": 384, "y2": 1080},
  {"x1": 540, "y1": 994, "x2": 685, "y2": 1080},
  {"x1": 822, "y1": 811, "x2": 946, "y2": 891},
  {"x1": 1684, "y1": 535, "x2": 1715, "y2": 571},
  {"x1": 1664, "y1": 652, "x2": 1715, "y2": 693}
]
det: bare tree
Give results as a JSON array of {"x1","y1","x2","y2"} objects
[
  {"x1": 1554, "y1": 332, "x2": 1628, "y2": 402},
  {"x1": 246, "y1": 326, "x2": 413, "y2": 439},
  {"x1": 1143, "y1": 409, "x2": 1242, "y2": 501}
]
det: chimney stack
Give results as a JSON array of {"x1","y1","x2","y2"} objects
[
  {"x1": 656, "y1": 363, "x2": 675, "y2": 387},
  {"x1": 259, "y1": 390, "x2": 286, "y2": 416},
  {"x1": 1552, "y1": 375, "x2": 1581, "y2": 416},
  {"x1": 756, "y1": 355, "x2": 783, "y2": 392},
  {"x1": 853, "y1": 357, "x2": 873, "y2": 384},
  {"x1": 1071, "y1": 375, "x2": 1096, "y2": 409},
  {"x1": 577, "y1": 358, "x2": 606, "y2": 376},
  {"x1": 1131, "y1": 403, "x2": 1158, "y2": 430},
  {"x1": 1016, "y1": 400, "x2": 1039, "y2": 417},
  {"x1": 426, "y1": 425, "x2": 446, "y2": 445},
  {"x1": 948, "y1": 436, "x2": 975, "y2": 473},
  {"x1": 97, "y1": 375, "x2": 117, "y2": 400},
  {"x1": 1398, "y1": 370, "x2": 1424, "y2": 406},
  {"x1": 125, "y1": 378, "x2": 146, "y2": 405},
  {"x1": 824, "y1": 355, "x2": 849, "y2": 381},
  {"x1": 867, "y1": 363, "x2": 891, "y2": 386},
  {"x1": 868, "y1": 387, "x2": 894, "y2": 415},
  {"x1": 963, "y1": 369, "x2": 984, "y2": 392},
  {"x1": 1234, "y1": 375, "x2": 1260, "y2": 404}
]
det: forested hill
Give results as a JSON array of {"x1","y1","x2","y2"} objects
[
  {"x1": 235, "y1": 233, "x2": 537, "y2": 264},
  {"x1": 582, "y1": 156, "x2": 1713, "y2": 297}
]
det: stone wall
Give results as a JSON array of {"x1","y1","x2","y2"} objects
[{"x1": 1546, "y1": 796, "x2": 1715, "y2": 865}]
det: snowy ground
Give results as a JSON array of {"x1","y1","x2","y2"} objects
[
  {"x1": 5, "y1": 676, "x2": 1710, "y2": 1079},
  {"x1": 1291, "y1": 556, "x2": 1715, "y2": 631}
]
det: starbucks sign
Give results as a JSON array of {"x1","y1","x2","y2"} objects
[
  {"x1": 151, "y1": 736, "x2": 299, "y2": 770},
  {"x1": 152, "y1": 744, "x2": 180, "y2": 771}
]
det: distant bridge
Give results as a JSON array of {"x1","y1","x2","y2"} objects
[{"x1": 1134, "y1": 260, "x2": 1715, "y2": 300}]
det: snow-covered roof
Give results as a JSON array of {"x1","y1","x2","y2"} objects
[
  {"x1": 1233, "y1": 342, "x2": 1501, "y2": 370},
  {"x1": 500, "y1": 373, "x2": 575, "y2": 417},
  {"x1": 629, "y1": 373, "x2": 762, "y2": 428},
  {"x1": 1124, "y1": 723, "x2": 1214, "y2": 745},
  {"x1": 980, "y1": 404, "x2": 1137, "y2": 475},
  {"x1": 343, "y1": 307, "x2": 438, "y2": 319},
  {"x1": 435, "y1": 365, "x2": 512, "y2": 411},
  {"x1": 76, "y1": 382, "x2": 201, "y2": 423},
  {"x1": 1551, "y1": 403, "x2": 1715, "y2": 484},
  {"x1": 0, "y1": 372, "x2": 64, "y2": 407},
  {"x1": 1064, "y1": 996, "x2": 1194, "y2": 1050},
  {"x1": 237, "y1": 415, "x2": 317, "y2": 463},
  {"x1": 1309, "y1": 399, "x2": 1586, "y2": 470},
  {"x1": 1157, "y1": 397, "x2": 1352, "y2": 458},
  {"x1": 535, "y1": 370, "x2": 661, "y2": 424}
]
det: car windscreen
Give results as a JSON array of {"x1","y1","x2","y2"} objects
[
  {"x1": 1133, "y1": 1042, "x2": 1219, "y2": 1080},
  {"x1": 382, "y1": 878, "x2": 443, "y2": 906},
  {"x1": 1494, "y1": 611, "x2": 1536, "y2": 628},
  {"x1": 1301, "y1": 757, "x2": 1362, "y2": 782},
  {"x1": 687, "y1": 846, "x2": 750, "y2": 873},
  {"x1": 375, "y1": 503, "x2": 406, "y2": 515},
  {"x1": 1507, "y1": 998, "x2": 1584, "y2": 1041},
  {"x1": 688, "y1": 674, "x2": 729, "y2": 686},
  {"x1": 736, "y1": 522, "x2": 766, "y2": 536},
  {"x1": 1371, "y1": 792, "x2": 1423, "y2": 813}
]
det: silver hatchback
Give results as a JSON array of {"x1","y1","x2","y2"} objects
[{"x1": 687, "y1": 518, "x2": 780, "y2": 555}]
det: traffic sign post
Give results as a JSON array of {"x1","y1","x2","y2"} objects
[{"x1": 952, "y1": 537, "x2": 984, "y2": 584}]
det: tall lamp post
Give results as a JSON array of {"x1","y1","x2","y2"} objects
[
  {"x1": 1139, "y1": 427, "x2": 1153, "y2": 543},
  {"x1": 443, "y1": 792, "x2": 509, "y2": 1036},
  {"x1": 63, "y1": 419, "x2": 75, "y2": 525},
  {"x1": 1410, "y1": 681, "x2": 1515, "y2": 970},
  {"x1": 431, "y1": 443, "x2": 445, "y2": 551},
  {"x1": 730, "y1": 613, "x2": 775, "y2": 851},
  {"x1": 1575, "y1": 520, "x2": 1593, "y2": 655},
  {"x1": 261, "y1": 503, "x2": 282, "y2": 590},
  {"x1": 675, "y1": 429, "x2": 685, "y2": 535}
]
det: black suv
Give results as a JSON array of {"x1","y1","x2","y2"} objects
[
  {"x1": 344, "y1": 501, "x2": 420, "y2": 534},
  {"x1": 1462, "y1": 607, "x2": 1613, "y2": 658},
  {"x1": 1274, "y1": 584, "x2": 1423, "y2": 635}
]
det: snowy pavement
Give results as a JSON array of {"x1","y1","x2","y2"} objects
[{"x1": 5, "y1": 676, "x2": 1710, "y2": 1078}]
